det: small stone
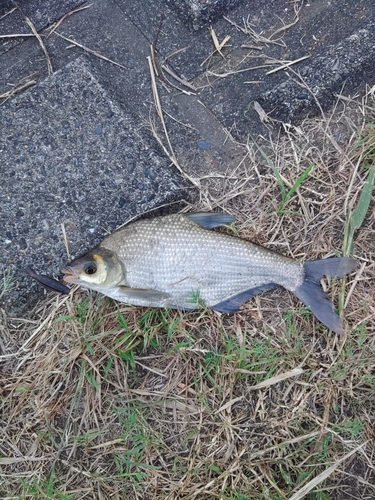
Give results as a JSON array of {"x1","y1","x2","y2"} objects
[
  {"x1": 147, "y1": 168, "x2": 157, "y2": 180},
  {"x1": 19, "y1": 237, "x2": 27, "y2": 250},
  {"x1": 197, "y1": 140, "x2": 211, "y2": 151}
]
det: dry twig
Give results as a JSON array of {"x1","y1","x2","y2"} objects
[
  {"x1": 25, "y1": 17, "x2": 53, "y2": 74},
  {"x1": 53, "y1": 31, "x2": 127, "y2": 70}
]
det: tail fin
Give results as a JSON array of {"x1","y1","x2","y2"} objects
[{"x1": 293, "y1": 257, "x2": 357, "y2": 335}]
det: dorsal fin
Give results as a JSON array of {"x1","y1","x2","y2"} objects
[{"x1": 185, "y1": 212, "x2": 235, "y2": 229}]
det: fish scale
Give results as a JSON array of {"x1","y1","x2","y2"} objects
[{"x1": 100, "y1": 214, "x2": 303, "y2": 308}]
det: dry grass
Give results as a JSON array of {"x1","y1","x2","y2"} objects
[{"x1": 1, "y1": 91, "x2": 375, "y2": 500}]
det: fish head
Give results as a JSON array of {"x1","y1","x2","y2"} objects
[{"x1": 62, "y1": 247, "x2": 125, "y2": 289}]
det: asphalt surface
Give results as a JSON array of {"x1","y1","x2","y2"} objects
[{"x1": 1, "y1": 0, "x2": 375, "y2": 314}]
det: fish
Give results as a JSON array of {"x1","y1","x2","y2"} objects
[
  {"x1": 61, "y1": 213, "x2": 357, "y2": 335},
  {"x1": 26, "y1": 266, "x2": 70, "y2": 295}
]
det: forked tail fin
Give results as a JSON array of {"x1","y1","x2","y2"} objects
[{"x1": 293, "y1": 257, "x2": 357, "y2": 335}]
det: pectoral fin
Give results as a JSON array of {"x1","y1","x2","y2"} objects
[
  {"x1": 119, "y1": 287, "x2": 171, "y2": 301},
  {"x1": 106, "y1": 286, "x2": 172, "y2": 307},
  {"x1": 212, "y1": 283, "x2": 279, "y2": 313},
  {"x1": 186, "y1": 212, "x2": 235, "y2": 229}
]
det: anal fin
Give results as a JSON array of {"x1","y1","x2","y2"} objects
[{"x1": 212, "y1": 283, "x2": 279, "y2": 313}]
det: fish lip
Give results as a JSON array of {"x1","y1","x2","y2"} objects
[{"x1": 61, "y1": 266, "x2": 79, "y2": 283}]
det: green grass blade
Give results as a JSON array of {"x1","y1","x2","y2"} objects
[
  {"x1": 340, "y1": 163, "x2": 375, "y2": 311},
  {"x1": 263, "y1": 150, "x2": 286, "y2": 199},
  {"x1": 344, "y1": 163, "x2": 375, "y2": 255},
  {"x1": 279, "y1": 163, "x2": 314, "y2": 212},
  {"x1": 253, "y1": 139, "x2": 286, "y2": 198},
  {"x1": 350, "y1": 164, "x2": 375, "y2": 230}
]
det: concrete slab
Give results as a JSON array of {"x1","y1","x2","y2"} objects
[
  {"x1": 258, "y1": 21, "x2": 375, "y2": 124},
  {"x1": 190, "y1": 0, "x2": 375, "y2": 134},
  {"x1": 0, "y1": 58, "x2": 186, "y2": 314},
  {"x1": 2, "y1": 1, "x2": 375, "y2": 150}
]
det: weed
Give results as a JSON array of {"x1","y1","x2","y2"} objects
[
  {"x1": 255, "y1": 140, "x2": 314, "y2": 215},
  {"x1": 19, "y1": 469, "x2": 74, "y2": 500},
  {"x1": 0, "y1": 269, "x2": 14, "y2": 300},
  {"x1": 112, "y1": 404, "x2": 163, "y2": 487},
  {"x1": 343, "y1": 164, "x2": 375, "y2": 255}
]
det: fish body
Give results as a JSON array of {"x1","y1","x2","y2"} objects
[{"x1": 62, "y1": 213, "x2": 357, "y2": 334}]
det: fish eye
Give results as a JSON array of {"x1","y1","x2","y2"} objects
[{"x1": 84, "y1": 262, "x2": 97, "y2": 275}]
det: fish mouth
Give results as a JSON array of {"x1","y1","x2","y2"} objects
[{"x1": 61, "y1": 267, "x2": 79, "y2": 284}]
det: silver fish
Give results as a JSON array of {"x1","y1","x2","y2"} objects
[{"x1": 62, "y1": 213, "x2": 357, "y2": 334}]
